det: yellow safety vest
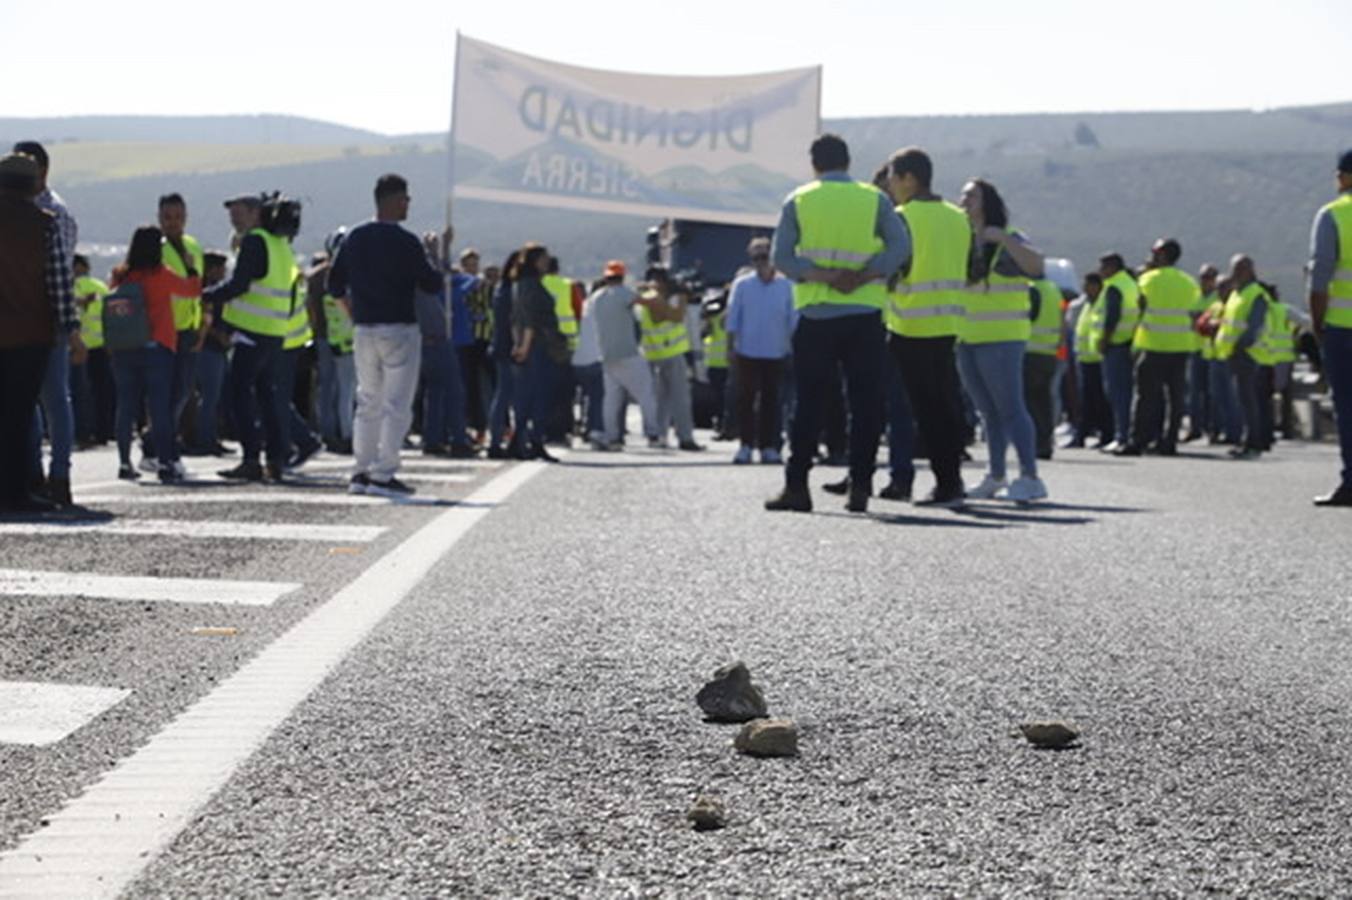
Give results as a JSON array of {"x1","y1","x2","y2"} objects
[
  {"x1": 1265, "y1": 301, "x2": 1297, "y2": 363},
  {"x1": 1099, "y1": 269, "x2": 1141, "y2": 346},
  {"x1": 638, "y1": 305, "x2": 690, "y2": 361},
  {"x1": 1198, "y1": 293, "x2": 1220, "y2": 361},
  {"x1": 1026, "y1": 279, "x2": 1063, "y2": 356},
  {"x1": 543, "y1": 274, "x2": 577, "y2": 351},
  {"x1": 704, "y1": 312, "x2": 728, "y2": 368},
  {"x1": 324, "y1": 293, "x2": 354, "y2": 354},
  {"x1": 962, "y1": 233, "x2": 1031, "y2": 344},
  {"x1": 282, "y1": 275, "x2": 311, "y2": 351},
  {"x1": 222, "y1": 229, "x2": 298, "y2": 338},
  {"x1": 1134, "y1": 266, "x2": 1201, "y2": 353},
  {"x1": 886, "y1": 199, "x2": 969, "y2": 338},
  {"x1": 1074, "y1": 295, "x2": 1102, "y2": 363},
  {"x1": 162, "y1": 234, "x2": 205, "y2": 332},
  {"x1": 1323, "y1": 193, "x2": 1352, "y2": 329},
  {"x1": 75, "y1": 275, "x2": 109, "y2": 350},
  {"x1": 1216, "y1": 281, "x2": 1273, "y2": 364},
  {"x1": 790, "y1": 179, "x2": 888, "y2": 311}
]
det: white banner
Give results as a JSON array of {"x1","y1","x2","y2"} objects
[{"x1": 449, "y1": 35, "x2": 821, "y2": 227}]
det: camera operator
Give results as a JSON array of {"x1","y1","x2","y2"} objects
[
  {"x1": 203, "y1": 190, "x2": 301, "y2": 482},
  {"x1": 637, "y1": 265, "x2": 703, "y2": 451}
]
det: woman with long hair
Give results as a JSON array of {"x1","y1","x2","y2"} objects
[
  {"x1": 957, "y1": 178, "x2": 1049, "y2": 503},
  {"x1": 485, "y1": 249, "x2": 521, "y2": 459},
  {"x1": 510, "y1": 243, "x2": 567, "y2": 462},
  {"x1": 109, "y1": 225, "x2": 200, "y2": 482}
]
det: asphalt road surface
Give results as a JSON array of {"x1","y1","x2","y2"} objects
[{"x1": 1, "y1": 433, "x2": 1350, "y2": 897}]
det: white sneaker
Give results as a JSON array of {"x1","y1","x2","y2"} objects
[
  {"x1": 170, "y1": 460, "x2": 187, "y2": 480},
  {"x1": 733, "y1": 446, "x2": 753, "y2": 465},
  {"x1": 967, "y1": 474, "x2": 1006, "y2": 499},
  {"x1": 138, "y1": 455, "x2": 159, "y2": 474},
  {"x1": 1005, "y1": 476, "x2": 1048, "y2": 504},
  {"x1": 760, "y1": 448, "x2": 783, "y2": 465}
]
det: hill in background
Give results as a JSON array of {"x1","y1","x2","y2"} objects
[{"x1": 3, "y1": 105, "x2": 1349, "y2": 302}]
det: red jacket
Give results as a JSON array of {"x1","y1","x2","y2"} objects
[{"x1": 112, "y1": 265, "x2": 200, "y2": 351}]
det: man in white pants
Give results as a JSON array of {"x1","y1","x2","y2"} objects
[
  {"x1": 589, "y1": 261, "x2": 659, "y2": 448},
  {"x1": 327, "y1": 173, "x2": 443, "y2": 497}
]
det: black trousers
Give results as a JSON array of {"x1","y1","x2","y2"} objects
[
  {"x1": 0, "y1": 345, "x2": 50, "y2": 507},
  {"x1": 1076, "y1": 361, "x2": 1112, "y2": 442},
  {"x1": 458, "y1": 343, "x2": 488, "y2": 432},
  {"x1": 788, "y1": 314, "x2": 885, "y2": 489},
  {"x1": 1131, "y1": 351, "x2": 1188, "y2": 450},
  {"x1": 891, "y1": 334, "x2": 965, "y2": 492},
  {"x1": 735, "y1": 355, "x2": 783, "y2": 450},
  {"x1": 1023, "y1": 352, "x2": 1059, "y2": 458},
  {"x1": 1229, "y1": 353, "x2": 1264, "y2": 451},
  {"x1": 1257, "y1": 365, "x2": 1276, "y2": 450},
  {"x1": 230, "y1": 335, "x2": 287, "y2": 467}
]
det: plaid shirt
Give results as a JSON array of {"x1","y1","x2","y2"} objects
[{"x1": 43, "y1": 215, "x2": 78, "y2": 335}]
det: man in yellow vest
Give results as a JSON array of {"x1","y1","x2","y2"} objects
[
  {"x1": 155, "y1": 193, "x2": 206, "y2": 477},
  {"x1": 1094, "y1": 252, "x2": 1141, "y2": 452},
  {"x1": 1118, "y1": 238, "x2": 1200, "y2": 456},
  {"x1": 1214, "y1": 254, "x2": 1272, "y2": 459},
  {"x1": 1309, "y1": 148, "x2": 1352, "y2": 504},
  {"x1": 542, "y1": 256, "x2": 579, "y2": 443},
  {"x1": 71, "y1": 253, "x2": 114, "y2": 447},
  {"x1": 638, "y1": 266, "x2": 702, "y2": 451},
  {"x1": 765, "y1": 134, "x2": 909, "y2": 513},
  {"x1": 1184, "y1": 264, "x2": 1219, "y2": 443},
  {"x1": 203, "y1": 191, "x2": 298, "y2": 482}
]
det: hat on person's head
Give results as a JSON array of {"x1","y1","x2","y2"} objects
[
  {"x1": 603, "y1": 260, "x2": 626, "y2": 278},
  {"x1": 0, "y1": 152, "x2": 40, "y2": 190},
  {"x1": 459, "y1": 247, "x2": 480, "y2": 261},
  {"x1": 222, "y1": 192, "x2": 263, "y2": 208},
  {"x1": 1339, "y1": 149, "x2": 1352, "y2": 174}
]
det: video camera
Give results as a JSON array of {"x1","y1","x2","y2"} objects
[{"x1": 260, "y1": 191, "x2": 302, "y2": 239}]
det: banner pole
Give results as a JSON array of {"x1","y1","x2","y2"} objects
[{"x1": 446, "y1": 29, "x2": 462, "y2": 234}]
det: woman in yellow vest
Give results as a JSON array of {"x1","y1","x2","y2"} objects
[
  {"x1": 72, "y1": 253, "x2": 115, "y2": 447},
  {"x1": 957, "y1": 178, "x2": 1048, "y2": 503}
]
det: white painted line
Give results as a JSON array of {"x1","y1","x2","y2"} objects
[
  {"x1": 0, "y1": 461, "x2": 549, "y2": 897},
  {"x1": 0, "y1": 682, "x2": 131, "y2": 747},
  {"x1": 0, "y1": 570, "x2": 299, "y2": 607},
  {"x1": 381, "y1": 472, "x2": 475, "y2": 484},
  {"x1": 303, "y1": 457, "x2": 503, "y2": 471},
  {"x1": 76, "y1": 492, "x2": 389, "y2": 507},
  {"x1": 0, "y1": 519, "x2": 386, "y2": 543}
]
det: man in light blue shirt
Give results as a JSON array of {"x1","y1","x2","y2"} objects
[{"x1": 726, "y1": 238, "x2": 796, "y2": 464}]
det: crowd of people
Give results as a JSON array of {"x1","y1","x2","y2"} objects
[{"x1": 1, "y1": 136, "x2": 1349, "y2": 514}]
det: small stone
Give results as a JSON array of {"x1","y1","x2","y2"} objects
[
  {"x1": 696, "y1": 661, "x2": 768, "y2": 723},
  {"x1": 1020, "y1": 721, "x2": 1080, "y2": 749},
  {"x1": 686, "y1": 795, "x2": 727, "y2": 831},
  {"x1": 735, "y1": 718, "x2": 799, "y2": 757}
]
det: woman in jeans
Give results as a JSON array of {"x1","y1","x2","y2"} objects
[
  {"x1": 486, "y1": 250, "x2": 520, "y2": 459},
  {"x1": 510, "y1": 243, "x2": 567, "y2": 463},
  {"x1": 957, "y1": 179, "x2": 1049, "y2": 503},
  {"x1": 108, "y1": 226, "x2": 200, "y2": 483}
]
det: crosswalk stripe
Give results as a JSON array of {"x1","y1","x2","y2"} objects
[
  {"x1": 0, "y1": 570, "x2": 299, "y2": 607},
  {"x1": 0, "y1": 681, "x2": 131, "y2": 747},
  {"x1": 304, "y1": 457, "x2": 503, "y2": 471},
  {"x1": 0, "y1": 519, "x2": 386, "y2": 542},
  {"x1": 75, "y1": 492, "x2": 451, "y2": 507}
]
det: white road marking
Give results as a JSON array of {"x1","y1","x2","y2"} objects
[
  {"x1": 0, "y1": 519, "x2": 385, "y2": 543},
  {"x1": 0, "y1": 461, "x2": 549, "y2": 897},
  {"x1": 0, "y1": 682, "x2": 131, "y2": 747},
  {"x1": 304, "y1": 457, "x2": 503, "y2": 471},
  {"x1": 0, "y1": 570, "x2": 299, "y2": 607},
  {"x1": 76, "y1": 492, "x2": 451, "y2": 508}
]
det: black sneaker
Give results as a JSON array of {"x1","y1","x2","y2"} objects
[
  {"x1": 45, "y1": 477, "x2": 73, "y2": 508},
  {"x1": 349, "y1": 473, "x2": 371, "y2": 495},
  {"x1": 764, "y1": 485, "x2": 812, "y2": 513},
  {"x1": 1313, "y1": 485, "x2": 1352, "y2": 507},
  {"x1": 486, "y1": 445, "x2": 509, "y2": 460},
  {"x1": 117, "y1": 464, "x2": 140, "y2": 481},
  {"x1": 846, "y1": 487, "x2": 869, "y2": 514},
  {"x1": 264, "y1": 462, "x2": 286, "y2": 483},
  {"x1": 878, "y1": 481, "x2": 911, "y2": 502},
  {"x1": 915, "y1": 486, "x2": 966, "y2": 509},
  {"x1": 218, "y1": 461, "x2": 264, "y2": 482},
  {"x1": 287, "y1": 442, "x2": 322, "y2": 470},
  {"x1": 158, "y1": 466, "x2": 185, "y2": 485},
  {"x1": 422, "y1": 443, "x2": 450, "y2": 457},
  {"x1": 449, "y1": 442, "x2": 479, "y2": 459},
  {"x1": 366, "y1": 476, "x2": 416, "y2": 498},
  {"x1": 822, "y1": 477, "x2": 851, "y2": 496},
  {"x1": 678, "y1": 440, "x2": 705, "y2": 452},
  {"x1": 532, "y1": 443, "x2": 559, "y2": 463}
]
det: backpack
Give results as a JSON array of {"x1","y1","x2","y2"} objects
[{"x1": 102, "y1": 281, "x2": 152, "y2": 350}]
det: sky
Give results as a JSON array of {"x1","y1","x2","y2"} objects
[{"x1": 5, "y1": 0, "x2": 1350, "y2": 135}]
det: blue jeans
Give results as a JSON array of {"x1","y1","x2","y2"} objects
[
  {"x1": 230, "y1": 335, "x2": 286, "y2": 467},
  {"x1": 956, "y1": 340, "x2": 1038, "y2": 480},
  {"x1": 112, "y1": 345, "x2": 174, "y2": 468},
  {"x1": 276, "y1": 347, "x2": 318, "y2": 455},
  {"x1": 573, "y1": 362, "x2": 605, "y2": 438},
  {"x1": 886, "y1": 356, "x2": 916, "y2": 489},
  {"x1": 513, "y1": 346, "x2": 556, "y2": 448},
  {"x1": 1208, "y1": 359, "x2": 1241, "y2": 442},
  {"x1": 1101, "y1": 344, "x2": 1134, "y2": 444},
  {"x1": 1322, "y1": 325, "x2": 1352, "y2": 487},
  {"x1": 489, "y1": 357, "x2": 516, "y2": 447},
  {"x1": 171, "y1": 330, "x2": 198, "y2": 435},
  {"x1": 421, "y1": 339, "x2": 468, "y2": 447},
  {"x1": 1187, "y1": 353, "x2": 1210, "y2": 436},
  {"x1": 30, "y1": 340, "x2": 74, "y2": 481},
  {"x1": 315, "y1": 341, "x2": 338, "y2": 443},
  {"x1": 192, "y1": 347, "x2": 228, "y2": 449}
]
